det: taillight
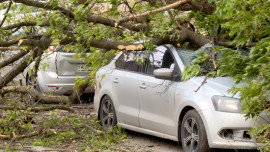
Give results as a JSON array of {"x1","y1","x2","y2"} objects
[
  {"x1": 47, "y1": 85, "x2": 59, "y2": 91},
  {"x1": 48, "y1": 46, "x2": 56, "y2": 52}
]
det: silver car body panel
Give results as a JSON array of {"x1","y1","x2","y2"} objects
[{"x1": 35, "y1": 51, "x2": 93, "y2": 95}]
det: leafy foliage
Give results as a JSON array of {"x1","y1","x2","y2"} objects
[
  {"x1": 190, "y1": 1, "x2": 270, "y2": 150},
  {"x1": 0, "y1": 93, "x2": 126, "y2": 151}
]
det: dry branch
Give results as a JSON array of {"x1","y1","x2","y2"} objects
[
  {"x1": 18, "y1": 39, "x2": 52, "y2": 49},
  {"x1": 0, "y1": 132, "x2": 38, "y2": 140},
  {"x1": 0, "y1": 0, "x2": 12, "y2": 27},
  {"x1": 1, "y1": 86, "x2": 71, "y2": 104},
  {"x1": 12, "y1": 0, "x2": 74, "y2": 18},
  {"x1": 116, "y1": 0, "x2": 188, "y2": 26},
  {"x1": 194, "y1": 73, "x2": 210, "y2": 92},
  {"x1": 0, "y1": 105, "x2": 74, "y2": 112},
  {"x1": 0, "y1": 35, "x2": 42, "y2": 47},
  {"x1": 1, "y1": 75, "x2": 91, "y2": 105},
  {"x1": 160, "y1": 0, "x2": 183, "y2": 30},
  {"x1": 0, "y1": 48, "x2": 38, "y2": 89},
  {"x1": 0, "y1": 50, "x2": 28, "y2": 69},
  {"x1": 0, "y1": 21, "x2": 50, "y2": 30},
  {"x1": 0, "y1": 47, "x2": 22, "y2": 51}
]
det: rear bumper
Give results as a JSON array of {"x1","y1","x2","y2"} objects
[
  {"x1": 199, "y1": 110, "x2": 266, "y2": 149},
  {"x1": 37, "y1": 71, "x2": 94, "y2": 95}
]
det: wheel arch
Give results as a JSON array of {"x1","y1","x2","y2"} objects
[
  {"x1": 178, "y1": 106, "x2": 195, "y2": 142},
  {"x1": 97, "y1": 94, "x2": 110, "y2": 120}
]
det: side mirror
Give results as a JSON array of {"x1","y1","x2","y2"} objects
[{"x1": 153, "y1": 68, "x2": 173, "y2": 80}]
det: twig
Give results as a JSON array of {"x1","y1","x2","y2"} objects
[
  {"x1": 160, "y1": 0, "x2": 182, "y2": 30},
  {"x1": 0, "y1": 0, "x2": 12, "y2": 27},
  {"x1": 123, "y1": 0, "x2": 134, "y2": 14},
  {"x1": 194, "y1": 72, "x2": 210, "y2": 92},
  {"x1": 84, "y1": 124, "x2": 97, "y2": 134}
]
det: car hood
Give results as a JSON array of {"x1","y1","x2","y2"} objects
[{"x1": 189, "y1": 76, "x2": 243, "y2": 98}]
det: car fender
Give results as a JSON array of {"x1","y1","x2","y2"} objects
[{"x1": 175, "y1": 92, "x2": 217, "y2": 143}]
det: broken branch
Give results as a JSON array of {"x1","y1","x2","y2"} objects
[
  {"x1": 116, "y1": 0, "x2": 188, "y2": 26},
  {"x1": 0, "y1": 105, "x2": 74, "y2": 112}
]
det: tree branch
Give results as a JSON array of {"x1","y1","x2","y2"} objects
[
  {"x1": 215, "y1": 41, "x2": 257, "y2": 47},
  {"x1": 0, "y1": 47, "x2": 22, "y2": 51},
  {"x1": 18, "y1": 39, "x2": 52, "y2": 49},
  {"x1": 0, "y1": 21, "x2": 50, "y2": 30},
  {"x1": 1, "y1": 0, "x2": 150, "y2": 33},
  {"x1": 116, "y1": 0, "x2": 188, "y2": 26},
  {"x1": 0, "y1": 49, "x2": 37, "y2": 89},
  {"x1": 160, "y1": 0, "x2": 182, "y2": 30},
  {"x1": 0, "y1": 132, "x2": 38, "y2": 140},
  {"x1": 1, "y1": 86, "x2": 71, "y2": 104},
  {"x1": 85, "y1": 15, "x2": 151, "y2": 32},
  {"x1": 0, "y1": 39, "x2": 19, "y2": 47},
  {"x1": 194, "y1": 73, "x2": 209, "y2": 92},
  {"x1": 19, "y1": 37, "x2": 167, "y2": 51},
  {"x1": 0, "y1": 50, "x2": 28, "y2": 69},
  {"x1": 145, "y1": 0, "x2": 214, "y2": 14},
  {"x1": 0, "y1": 105, "x2": 74, "y2": 112},
  {"x1": 0, "y1": 0, "x2": 12, "y2": 27},
  {"x1": 0, "y1": 35, "x2": 42, "y2": 47},
  {"x1": 11, "y1": 0, "x2": 74, "y2": 18}
]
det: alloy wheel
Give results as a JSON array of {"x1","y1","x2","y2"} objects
[
  {"x1": 100, "y1": 99, "x2": 116, "y2": 130},
  {"x1": 183, "y1": 117, "x2": 199, "y2": 152}
]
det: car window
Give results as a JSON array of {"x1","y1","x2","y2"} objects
[
  {"x1": 145, "y1": 46, "x2": 175, "y2": 75},
  {"x1": 115, "y1": 51, "x2": 147, "y2": 73}
]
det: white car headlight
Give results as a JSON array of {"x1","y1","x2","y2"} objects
[{"x1": 212, "y1": 95, "x2": 241, "y2": 113}]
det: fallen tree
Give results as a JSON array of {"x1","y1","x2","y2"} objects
[{"x1": 0, "y1": 0, "x2": 269, "y2": 150}]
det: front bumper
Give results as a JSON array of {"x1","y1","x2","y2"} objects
[{"x1": 199, "y1": 110, "x2": 267, "y2": 149}]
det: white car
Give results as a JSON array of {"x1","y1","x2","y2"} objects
[{"x1": 94, "y1": 44, "x2": 267, "y2": 151}]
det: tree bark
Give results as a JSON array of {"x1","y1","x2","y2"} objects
[
  {"x1": 0, "y1": 50, "x2": 28, "y2": 69},
  {"x1": 0, "y1": 48, "x2": 38, "y2": 89},
  {"x1": 0, "y1": 105, "x2": 74, "y2": 112},
  {"x1": 0, "y1": 0, "x2": 12, "y2": 27},
  {"x1": 117, "y1": 0, "x2": 188, "y2": 25}
]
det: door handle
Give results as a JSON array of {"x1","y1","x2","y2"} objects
[
  {"x1": 113, "y1": 78, "x2": 119, "y2": 83},
  {"x1": 139, "y1": 83, "x2": 146, "y2": 89}
]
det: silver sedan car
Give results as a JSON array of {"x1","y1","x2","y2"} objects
[{"x1": 94, "y1": 44, "x2": 266, "y2": 151}]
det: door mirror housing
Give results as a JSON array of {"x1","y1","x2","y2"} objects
[{"x1": 153, "y1": 68, "x2": 173, "y2": 80}]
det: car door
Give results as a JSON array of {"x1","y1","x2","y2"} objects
[
  {"x1": 138, "y1": 46, "x2": 180, "y2": 136},
  {"x1": 111, "y1": 51, "x2": 147, "y2": 128}
]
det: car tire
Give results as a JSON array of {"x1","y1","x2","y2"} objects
[
  {"x1": 99, "y1": 96, "x2": 117, "y2": 131},
  {"x1": 181, "y1": 110, "x2": 211, "y2": 152}
]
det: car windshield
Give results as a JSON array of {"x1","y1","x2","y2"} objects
[
  {"x1": 176, "y1": 49, "x2": 197, "y2": 66},
  {"x1": 176, "y1": 44, "x2": 214, "y2": 66}
]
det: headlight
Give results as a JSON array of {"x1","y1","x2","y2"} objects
[{"x1": 212, "y1": 95, "x2": 241, "y2": 113}]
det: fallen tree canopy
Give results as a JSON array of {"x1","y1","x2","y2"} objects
[{"x1": 0, "y1": 0, "x2": 269, "y2": 150}]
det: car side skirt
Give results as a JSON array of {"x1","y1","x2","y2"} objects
[{"x1": 118, "y1": 123, "x2": 178, "y2": 141}]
